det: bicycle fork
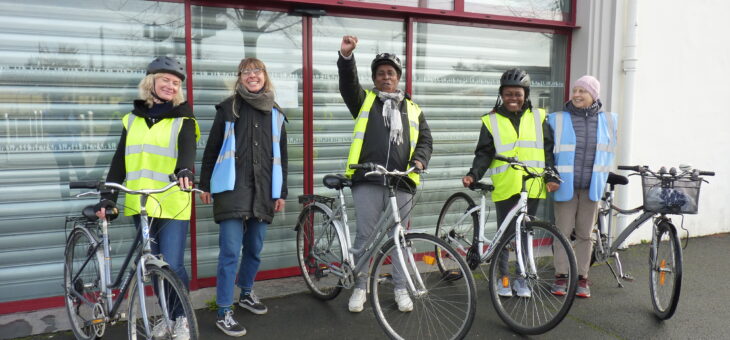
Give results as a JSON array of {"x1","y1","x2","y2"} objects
[{"x1": 387, "y1": 193, "x2": 427, "y2": 296}]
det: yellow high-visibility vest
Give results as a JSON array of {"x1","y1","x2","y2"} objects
[
  {"x1": 482, "y1": 107, "x2": 546, "y2": 201},
  {"x1": 122, "y1": 113, "x2": 200, "y2": 219},
  {"x1": 345, "y1": 90, "x2": 422, "y2": 185}
]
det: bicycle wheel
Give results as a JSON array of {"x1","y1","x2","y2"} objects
[
  {"x1": 435, "y1": 193, "x2": 478, "y2": 272},
  {"x1": 649, "y1": 222, "x2": 682, "y2": 320},
  {"x1": 488, "y1": 221, "x2": 577, "y2": 335},
  {"x1": 371, "y1": 233, "x2": 477, "y2": 340},
  {"x1": 296, "y1": 204, "x2": 343, "y2": 300},
  {"x1": 64, "y1": 227, "x2": 105, "y2": 340},
  {"x1": 127, "y1": 264, "x2": 199, "y2": 340}
]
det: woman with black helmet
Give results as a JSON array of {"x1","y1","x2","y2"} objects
[
  {"x1": 337, "y1": 35, "x2": 433, "y2": 314},
  {"x1": 96, "y1": 56, "x2": 199, "y2": 339},
  {"x1": 462, "y1": 68, "x2": 559, "y2": 297}
]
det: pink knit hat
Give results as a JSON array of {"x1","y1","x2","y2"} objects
[{"x1": 574, "y1": 75, "x2": 600, "y2": 100}]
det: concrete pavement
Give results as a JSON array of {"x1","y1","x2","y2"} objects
[{"x1": 4, "y1": 233, "x2": 729, "y2": 339}]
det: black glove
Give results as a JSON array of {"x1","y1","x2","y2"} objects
[
  {"x1": 94, "y1": 199, "x2": 119, "y2": 221},
  {"x1": 176, "y1": 168, "x2": 195, "y2": 183}
]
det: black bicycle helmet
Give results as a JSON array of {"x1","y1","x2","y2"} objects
[
  {"x1": 500, "y1": 68, "x2": 531, "y2": 97},
  {"x1": 146, "y1": 56, "x2": 186, "y2": 81},
  {"x1": 371, "y1": 52, "x2": 403, "y2": 78}
]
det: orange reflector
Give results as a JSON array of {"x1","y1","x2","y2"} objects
[
  {"x1": 502, "y1": 276, "x2": 509, "y2": 288},
  {"x1": 659, "y1": 259, "x2": 666, "y2": 286},
  {"x1": 91, "y1": 319, "x2": 104, "y2": 324},
  {"x1": 422, "y1": 255, "x2": 436, "y2": 265}
]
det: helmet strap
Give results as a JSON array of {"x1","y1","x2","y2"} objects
[{"x1": 150, "y1": 78, "x2": 170, "y2": 104}]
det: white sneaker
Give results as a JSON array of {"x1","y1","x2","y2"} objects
[
  {"x1": 173, "y1": 316, "x2": 190, "y2": 340},
  {"x1": 514, "y1": 278, "x2": 531, "y2": 298},
  {"x1": 394, "y1": 289, "x2": 413, "y2": 312},
  {"x1": 151, "y1": 318, "x2": 174, "y2": 338},
  {"x1": 348, "y1": 288, "x2": 366, "y2": 313},
  {"x1": 497, "y1": 276, "x2": 513, "y2": 297}
]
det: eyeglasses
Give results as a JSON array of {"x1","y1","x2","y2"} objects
[{"x1": 240, "y1": 68, "x2": 263, "y2": 76}]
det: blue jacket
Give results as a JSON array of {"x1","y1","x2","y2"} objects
[{"x1": 548, "y1": 110, "x2": 617, "y2": 201}]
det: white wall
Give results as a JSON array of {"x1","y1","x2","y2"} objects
[{"x1": 572, "y1": 0, "x2": 730, "y2": 243}]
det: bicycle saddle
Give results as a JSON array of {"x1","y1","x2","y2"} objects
[
  {"x1": 323, "y1": 174, "x2": 352, "y2": 190},
  {"x1": 607, "y1": 172, "x2": 629, "y2": 186}
]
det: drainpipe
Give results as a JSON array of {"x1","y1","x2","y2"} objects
[{"x1": 616, "y1": 0, "x2": 639, "y2": 246}]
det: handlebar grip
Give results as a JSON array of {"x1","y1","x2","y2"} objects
[
  {"x1": 494, "y1": 154, "x2": 516, "y2": 163},
  {"x1": 698, "y1": 171, "x2": 715, "y2": 176},
  {"x1": 349, "y1": 162, "x2": 375, "y2": 171},
  {"x1": 617, "y1": 165, "x2": 641, "y2": 172},
  {"x1": 70, "y1": 181, "x2": 100, "y2": 189}
]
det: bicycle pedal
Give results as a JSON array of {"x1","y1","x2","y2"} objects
[
  {"x1": 622, "y1": 274, "x2": 635, "y2": 281},
  {"x1": 314, "y1": 267, "x2": 330, "y2": 279},
  {"x1": 378, "y1": 273, "x2": 393, "y2": 283},
  {"x1": 442, "y1": 270, "x2": 463, "y2": 282}
]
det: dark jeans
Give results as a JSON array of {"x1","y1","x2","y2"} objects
[
  {"x1": 216, "y1": 218, "x2": 268, "y2": 308},
  {"x1": 134, "y1": 216, "x2": 190, "y2": 319},
  {"x1": 494, "y1": 195, "x2": 540, "y2": 276}
]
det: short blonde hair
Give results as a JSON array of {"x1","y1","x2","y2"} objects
[
  {"x1": 138, "y1": 73, "x2": 185, "y2": 108},
  {"x1": 234, "y1": 57, "x2": 274, "y2": 94}
]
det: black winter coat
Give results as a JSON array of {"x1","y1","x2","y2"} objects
[
  {"x1": 337, "y1": 53, "x2": 433, "y2": 193},
  {"x1": 199, "y1": 95, "x2": 288, "y2": 224}
]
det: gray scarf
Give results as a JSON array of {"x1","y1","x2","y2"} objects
[
  {"x1": 377, "y1": 89, "x2": 405, "y2": 145},
  {"x1": 234, "y1": 83, "x2": 275, "y2": 117}
]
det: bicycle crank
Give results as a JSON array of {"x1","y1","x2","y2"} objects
[{"x1": 466, "y1": 246, "x2": 481, "y2": 270}]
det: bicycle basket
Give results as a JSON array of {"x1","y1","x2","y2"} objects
[{"x1": 641, "y1": 175, "x2": 701, "y2": 214}]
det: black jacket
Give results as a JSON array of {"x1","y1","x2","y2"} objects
[
  {"x1": 337, "y1": 53, "x2": 433, "y2": 192},
  {"x1": 466, "y1": 105, "x2": 557, "y2": 183},
  {"x1": 199, "y1": 95, "x2": 288, "y2": 224},
  {"x1": 105, "y1": 100, "x2": 197, "y2": 202}
]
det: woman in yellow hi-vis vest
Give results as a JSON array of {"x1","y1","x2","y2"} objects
[
  {"x1": 338, "y1": 35, "x2": 433, "y2": 314},
  {"x1": 96, "y1": 56, "x2": 199, "y2": 338},
  {"x1": 462, "y1": 68, "x2": 559, "y2": 298}
]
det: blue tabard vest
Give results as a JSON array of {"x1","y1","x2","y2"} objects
[{"x1": 547, "y1": 111, "x2": 617, "y2": 202}]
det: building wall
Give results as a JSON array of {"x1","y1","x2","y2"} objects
[{"x1": 571, "y1": 0, "x2": 730, "y2": 244}]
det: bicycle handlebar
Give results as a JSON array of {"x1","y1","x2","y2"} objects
[
  {"x1": 70, "y1": 178, "x2": 204, "y2": 196},
  {"x1": 493, "y1": 154, "x2": 554, "y2": 180},
  {"x1": 618, "y1": 164, "x2": 714, "y2": 179},
  {"x1": 349, "y1": 163, "x2": 423, "y2": 178}
]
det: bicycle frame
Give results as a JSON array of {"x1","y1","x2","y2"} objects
[{"x1": 305, "y1": 176, "x2": 425, "y2": 294}]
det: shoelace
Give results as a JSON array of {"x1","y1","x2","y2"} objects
[
  {"x1": 224, "y1": 310, "x2": 237, "y2": 327},
  {"x1": 247, "y1": 292, "x2": 261, "y2": 304}
]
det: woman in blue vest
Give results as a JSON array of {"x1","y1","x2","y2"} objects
[
  {"x1": 199, "y1": 57, "x2": 288, "y2": 337},
  {"x1": 338, "y1": 35, "x2": 433, "y2": 314},
  {"x1": 97, "y1": 56, "x2": 198, "y2": 339},
  {"x1": 548, "y1": 75, "x2": 617, "y2": 298}
]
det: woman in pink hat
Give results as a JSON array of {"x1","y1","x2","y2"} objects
[{"x1": 547, "y1": 75, "x2": 618, "y2": 298}]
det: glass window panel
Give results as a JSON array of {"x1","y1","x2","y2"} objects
[
  {"x1": 190, "y1": 6, "x2": 303, "y2": 279},
  {"x1": 0, "y1": 0, "x2": 185, "y2": 303},
  {"x1": 465, "y1": 0, "x2": 571, "y2": 21},
  {"x1": 348, "y1": 0, "x2": 452, "y2": 10},
  {"x1": 311, "y1": 16, "x2": 405, "y2": 232},
  {"x1": 412, "y1": 22, "x2": 567, "y2": 233}
]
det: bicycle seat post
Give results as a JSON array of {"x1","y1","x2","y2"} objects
[{"x1": 138, "y1": 194, "x2": 153, "y2": 256}]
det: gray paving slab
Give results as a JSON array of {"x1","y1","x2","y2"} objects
[{"x1": 5, "y1": 233, "x2": 729, "y2": 339}]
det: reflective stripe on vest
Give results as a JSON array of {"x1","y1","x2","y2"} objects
[
  {"x1": 548, "y1": 111, "x2": 618, "y2": 202},
  {"x1": 483, "y1": 108, "x2": 546, "y2": 201},
  {"x1": 271, "y1": 108, "x2": 285, "y2": 199},
  {"x1": 345, "y1": 90, "x2": 422, "y2": 185},
  {"x1": 122, "y1": 113, "x2": 200, "y2": 219}
]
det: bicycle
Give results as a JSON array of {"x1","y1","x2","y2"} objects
[
  {"x1": 592, "y1": 164, "x2": 714, "y2": 320},
  {"x1": 295, "y1": 163, "x2": 477, "y2": 340},
  {"x1": 65, "y1": 177, "x2": 202, "y2": 340},
  {"x1": 435, "y1": 155, "x2": 578, "y2": 335}
]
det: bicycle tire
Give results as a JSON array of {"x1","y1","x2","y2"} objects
[
  {"x1": 64, "y1": 227, "x2": 105, "y2": 340},
  {"x1": 127, "y1": 264, "x2": 199, "y2": 340},
  {"x1": 370, "y1": 233, "x2": 477, "y2": 340},
  {"x1": 488, "y1": 221, "x2": 577, "y2": 335},
  {"x1": 296, "y1": 204, "x2": 344, "y2": 300},
  {"x1": 435, "y1": 192, "x2": 478, "y2": 273},
  {"x1": 649, "y1": 221, "x2": 682, "y2": 320}
]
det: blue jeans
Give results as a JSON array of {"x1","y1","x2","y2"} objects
[
  {"x1": 216, "y1": 218, "x2": 268, "y2": 308},
  {"x1": 133, "y1": 216, "x2": 190, "y2": 318}
]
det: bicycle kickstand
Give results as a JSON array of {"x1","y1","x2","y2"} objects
[{"x1": 607, "y1": 252, "x2": 634, "y2": 288}]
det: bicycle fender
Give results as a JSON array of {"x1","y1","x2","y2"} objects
[
  {"x1": 142, "y1": 255, "x2": 169, "y2": 269},
  {"x1": 293, "y1": 202, "x2": 335, "y2": 231}
]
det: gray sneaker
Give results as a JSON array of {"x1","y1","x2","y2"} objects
[
  {"x1": 497, "y1": 276, "x2": 512, "y2": 297},
  {"x1": 551, "y1": 275, "x2": 568, "y2": 296},
  {"x1": 576, "y1": 278, "x2": 591, "y2": 298},
  {"x1": 513, "y1": 278, "x2": 531, "y2": 298}
]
